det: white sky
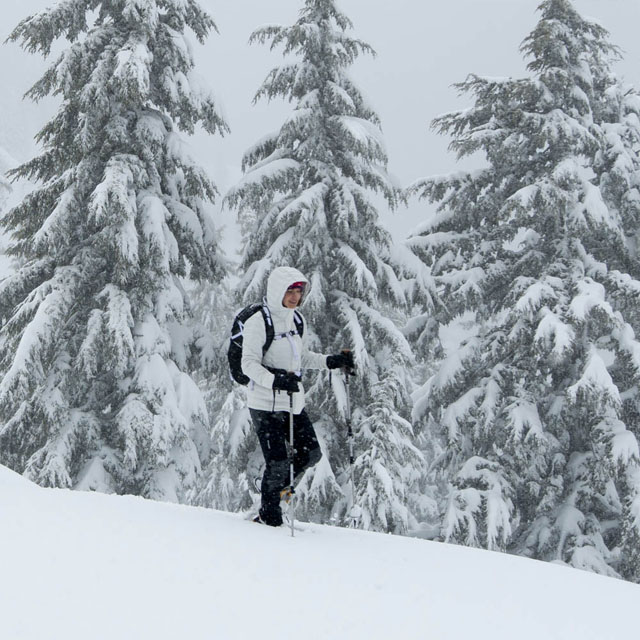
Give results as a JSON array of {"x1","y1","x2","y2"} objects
[{"x1": 1, "y1": 0, "x2": 640, "y2": 242}]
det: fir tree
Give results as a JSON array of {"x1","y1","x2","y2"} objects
[
  {"x1": 408, "y1": 0, "x2": 640, "y2": 578},
  {"x1": 0, "y1": 0, "x2": 228, "y2": 501},
  {"x1": 214, "y1": 0, "x2": 425, "y2": 533}
]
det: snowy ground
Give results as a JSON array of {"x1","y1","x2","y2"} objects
[{"x1": 1, "y1": 465, "x2": 637, "y2": 640}]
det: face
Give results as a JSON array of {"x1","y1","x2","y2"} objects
[{"x1": 282, "y1": 287, "x2": 303, "y2": 308}]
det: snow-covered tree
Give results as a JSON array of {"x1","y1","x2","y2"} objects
[
  {"x1": 0, "y1": 0, "x2": 228, "y2": 501},
  {"x1": 408, "y1": 0, "x2": 640, "y2": 578},
  {"x1": 209, "y1": 0, "x2": 427, "y2": 533}
]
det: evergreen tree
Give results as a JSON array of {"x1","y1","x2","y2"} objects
[
  {"x1": 0, "y1": 0, "x2": 228, "y2": 501},
  {"x1": 408, "y1": 0, "x2": 640, "y2": 578},
  {"x1": 216, "y1": 0, "x2": 425, "y2": 532}
]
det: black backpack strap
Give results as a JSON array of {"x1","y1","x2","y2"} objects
[
  {"x1": 260, "y1": 304, "x2": 275, "y2": 354},
  {"x1": 293, "y1": 310, "x2": 304, "y2": 338}
]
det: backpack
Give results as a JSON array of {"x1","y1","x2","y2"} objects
[{"x1": 228, "y1": 303, "x2": 304, "y2": 385}]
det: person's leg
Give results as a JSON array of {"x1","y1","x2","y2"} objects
[
  {"x1": 250, "y1": 409, "x2": 289, "y2": 526},
  {"x1": 290, "y1": 410, "x2": 322, "y2": 483}
]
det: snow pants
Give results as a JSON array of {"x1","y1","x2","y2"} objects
[{"x1": 250, "y1": 408, "x2": 322, "y2": 526}]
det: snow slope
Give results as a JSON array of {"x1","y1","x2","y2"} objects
[{"x1": 0, "y1": 465, "x2": 637, "y2": 640}]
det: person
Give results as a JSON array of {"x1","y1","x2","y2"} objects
[{"x1": 241, "y1": 265, "x2": 354, "y2": 526}]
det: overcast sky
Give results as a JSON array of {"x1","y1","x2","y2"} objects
[{"x1": 2, "y1": 0, "x2": 640, "y2": 242}]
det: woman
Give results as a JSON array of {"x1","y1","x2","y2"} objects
[{"x1": 241, "y1": 266, "x2": 353, "y2": 526}]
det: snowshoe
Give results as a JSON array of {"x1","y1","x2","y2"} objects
[{"x1": 252, "y1": 514, "x2": 283, "y2": 527}]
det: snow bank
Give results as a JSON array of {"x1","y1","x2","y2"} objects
[{"x1": 0, "y1": 464, "x2": 638, "y2": 640}]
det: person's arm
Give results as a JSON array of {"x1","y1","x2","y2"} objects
[
  {"x1": 241, "y1": 312, "x2": 276, "y2": 388},
  {"x1": 301, "y1": 344, "x2": 330, "y2": 370},
  {"x1": 303, "y1": 343, "x2": 354, "y2": 372}
]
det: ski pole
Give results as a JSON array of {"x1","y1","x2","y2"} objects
[{"x1": 288, "y1": 390, "x2": 295, "y2": 538}]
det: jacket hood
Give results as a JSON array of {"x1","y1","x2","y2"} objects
[{"x1": 266, "y1": 266, "x2": 309, "y2": 310}]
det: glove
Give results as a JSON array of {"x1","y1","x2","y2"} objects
[
  {"x1": 272, "y1": 371, "x2": 301, "y2": 393},
  {"x1": 326, "y1": 350, "x2": 355, "y2": 372}
]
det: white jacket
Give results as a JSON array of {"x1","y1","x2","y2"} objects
[{"x1": 241, "y1": 266, "x2": 328, "y2": 414}]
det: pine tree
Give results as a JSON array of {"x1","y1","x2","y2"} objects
[
  {"x1": 217, "y1": 0, "x2": 425, "y2": 532},
  {"x1": 408, "y1": 0, "x2": 640, "y2": 577},
  {"x1": 0, "y1": 0, "x2": 228, "y2": 501},
  {"x1": 595, "y1": 67, "x2": 640, "y2": 584}
]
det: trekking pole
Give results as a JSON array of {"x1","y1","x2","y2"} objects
[
  {"x1": 344, "y1": 367, "x2": 360, "y2": 527},
  {"x1": 288, "y1": 391, "x2": 295, "y2": 538}
]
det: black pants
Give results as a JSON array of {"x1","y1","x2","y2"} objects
[{"x1": 250, "y1": 408, "x2": 322, "y2": 526}]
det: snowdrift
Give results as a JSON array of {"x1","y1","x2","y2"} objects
[{"x1": 0, "y1": 465, "x2": 637, "y2": 640}]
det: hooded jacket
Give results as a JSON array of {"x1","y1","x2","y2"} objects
[{"x1": 241, "y1": 266, "x2": 329, "y2": 414}]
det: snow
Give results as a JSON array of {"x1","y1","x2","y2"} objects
[
  {"x1": 509, "y1": 400, "x2": 544, "y2": 441},
  {"x1": 336, "y1": 241, "x2": 378, "y2": 293},
  {"x1": 567, "y1": 347, "x2": 621, "y2": 405},
  {"x1": 229, "y1": 158, "x2": 301, "y2": 193},
  {"x1": 336, "y1": 115, "x2": 386, "y2": 151},
  {"x1": 608, "y1": 421, "x2": 640, "y2": 464},
  {"x1": 569, "y1": 278, "x2": 615, "y2": 322},
  {"x1": 515, "y1": 280, "x2": 557, "y2": 315},
  {"x1": 535, "y1": 308, "x2": 575, "y2": 357},
  {"x1": 1, "y1": 464, "x2": 638, "y2": 640},
  {"x1": 32, "y1": 184, "x2": 75, "y2": 250},
  {"x1": 113, "y1": 42, "x2": 153, "y2": 96},
  {"x1": 0, "y1": 269, "x2": 77, "y2": 401},
  {"x1": 442, "y1": 387, "x2": 482, "y2": 440}
]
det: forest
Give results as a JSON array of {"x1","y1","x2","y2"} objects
[{"x1": 1, "y1": 0, "x2": 640, "y2": 583}]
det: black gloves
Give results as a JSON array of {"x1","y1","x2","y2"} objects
[
  {"x1": 271, "y1": 352, "x2": 354, "y2": 393},
  {"x1": 272, "y1": 371, "x2": 301, "y2": 393},
  {"x1": 326, "y1": 350, "x2": 355, "y2": 373}
]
